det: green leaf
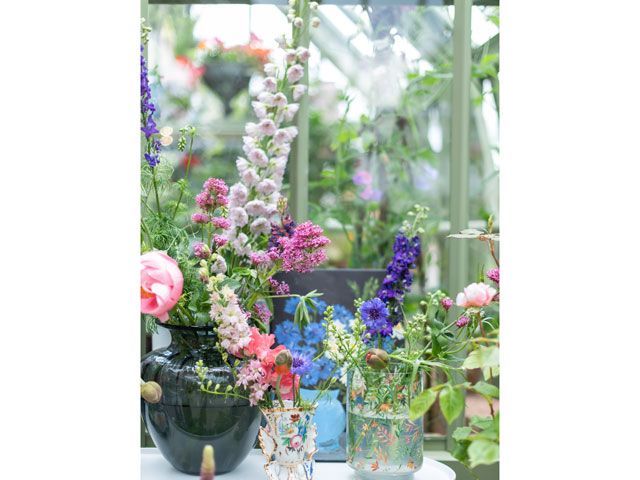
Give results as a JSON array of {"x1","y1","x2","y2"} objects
[
  {"x1": 471, "y1": 381, "x2": 499, "y2": 398},
  {"x1": 463, "y1": 346, "x2": 500, "y2": 379},
  {"x1": 452, "y1": 426, "x2": 473, "y2": 441},
  {"x1": 408, "y1": 388, "x2": 438, "y2": 420},
  {"x1": 439, "y1": 385, "x2": 465, "y2": 424},
  {"x1": 468, "y1": 439, "x2": 499, "y2": 468}
]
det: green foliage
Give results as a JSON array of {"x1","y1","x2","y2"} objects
[
  {"x1": 408, "y1": 387, "x2": 438, "y2": 420},
  {"x1": 439, "y1": 384, "x2": 465, "y2": 424},
  {"x1": 463, "y1": 345, "x2": 500, "y2": 379},
  {"x1": 452, "y1": 414, "x2": 500, "y2": 469}
]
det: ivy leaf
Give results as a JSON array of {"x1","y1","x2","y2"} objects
[
  {"x1": 471, "y1": 381, "x2": 499, "y2": 399},
  {"x1": 409, "y1": 388, "x2": 438, "y2": 420},
  {"x1": 439, "y1": 385, "x2": 465, "y2": 424},
  {"x1": 468, "y1": 439, "x2": 499, "y2": 468}
]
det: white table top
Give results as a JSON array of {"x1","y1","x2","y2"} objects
[{"x1": 141, "y1": 449, "x2": 456, "y2": 480}]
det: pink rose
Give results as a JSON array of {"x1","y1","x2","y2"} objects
[
  {"x1": 456, "y1": 282, "x2": 497, "y2": 308},
  {"x1": 140, "y1": 251, "x2": 183, "y2": 322}
]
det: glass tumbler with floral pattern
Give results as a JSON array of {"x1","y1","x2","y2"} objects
[{"x1": 346, "y1": 368, "x2": 424, "y2": 479}]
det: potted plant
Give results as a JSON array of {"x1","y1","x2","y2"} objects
[
  {"x1": 197, "y1": 34, "x2": 271, "y2": 116},
  {"x1": 139, "y1": 10, "x2": 328, "y2": 475}
]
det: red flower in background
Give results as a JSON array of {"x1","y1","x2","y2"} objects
[
  {"x1": 175, "y1": 55, "x2": 205, "y2": 87},
  {"x1": 180, "y1": 152, "x2": 201, "y2": 169}
]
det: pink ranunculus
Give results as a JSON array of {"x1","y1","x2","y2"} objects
[
  {"x1": 455, "y1": 282, "x2": 497, "y2": 308},
  {"x1": 140, "y1": 251, "x2": 184, "y2": 322}
]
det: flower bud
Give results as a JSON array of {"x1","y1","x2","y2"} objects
[
  {"x1": 365, "y1": 348, "x2": 389, "y2": 370},
  {"x1": 200, "y1": 444, "x2": 215, "y2": 480},
  {"x1": 441, "y1": 297, "x2": 453, "y2": 311},
  {"x1": 455, "y1": 316, "x2": 470, "y2": 328},
  {"x1": 310, "y1": 2, "x2": 319, "y2": 10},
  {"x1": 293, "y1": 17, "x2": 304, "y2": 28},
  {"x1": 274, "y1": 349, "x2": 293, "y2": 374},
  {"x1": 311, "y1": 17, "x2": 321, "y2": 28},
  {"x1": 140, "y1": 381, "x2": 162, "y2": 403}
]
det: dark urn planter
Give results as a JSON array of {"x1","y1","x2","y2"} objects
[
  {"x1": 271, "y1": 268, "x2": 386, "y2": 462},
  {"x1": 202, "y1": 59, "x2": 253, "y2": 116},
  {"x1": 141, "y1": 322, "x2": 261, "y2": 475}
]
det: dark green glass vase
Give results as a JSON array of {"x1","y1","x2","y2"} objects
[{"x1": 141, "y1": 322, "x2": 260, "y2": 474}]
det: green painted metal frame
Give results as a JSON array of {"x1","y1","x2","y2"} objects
[
  {"x1": 447, "y1": 0, "x2": 472, "y2": 450},
  {"x1": 290, "y1": 0, "x2": 310, "y2": 222}
]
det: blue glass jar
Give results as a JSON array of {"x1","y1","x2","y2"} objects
[{"x1": 300, "y1": 388, "x2": 346, "y2": 453}]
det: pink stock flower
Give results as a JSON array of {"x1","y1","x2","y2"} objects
[
  {"x1": 296, "y1": 47, "x2": 310, "y2": 63},
  {"x1": 258, "y1": 119, "x2": 277, "y2": 136},
  {"x1": 263, "y1": 76, "x2": 278, "y2": 92},
  {"x1": 287, "y1": 64, "x2": 304, "y2": 83},
  {"x1": 140, "y1": 251, "x2": 184, "y2": 322},
  {"x1": 272, "y1": 92, "x2": 288, "y2": 107},
  {"x1": 292, "y1": 84, "x2": 307, "y2": 101},
  {"x1": 456, "y1": 282, "x2": 497, "y2": 308}
]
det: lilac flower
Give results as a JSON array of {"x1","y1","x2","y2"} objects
[
  {"x1": 377, "y1": 233, "x2": 421, "y2": 322},
  {"x1": 291, "y1": 351, "x2": 312, "y2": 376},
  {"x1": 360, "y1": 298, "x2": 393, "y2": 337}
]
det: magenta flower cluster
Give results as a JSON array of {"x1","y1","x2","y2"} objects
[
  {"x1": 269, "y1": 278, "x2": 290, "y2": 295},
  {"x1": 274, "y1": 221, "x2": 330, "y2": 273},
  {"x1": 486, "y1": 267, "x2": 500, "y2": 284},
  {"x1": 191, "y1": 178, "x2": 229, "y2": 225}
]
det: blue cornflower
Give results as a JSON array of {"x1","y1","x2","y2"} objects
[
  {"x1": 366, "y1": 334, "x2": 396, "y2": 353},
  {"x1": 274, "y1": 320, "x2": 303, "y2": 349},
  {"x1": 291, "y1": 351, "x2": 313, "y2": 376},
  {"x1": 333, "y1": 304, "x2": 354, "y2": 324},
  {"x1": 301, "y1": 357, "x2": 335, "y2": 387},
  {"x1": 284, "y1": 297, "x2": 301, "y2": 315},
  {"x1": 303, "y1": 322, "x2": 325, "y2": 344},
  {"x1": 360, "y1": 298, "x2": 393, "y2": 337},
  {"x1": 311, "y1": 299, "x2": 328, "y2": 316}
]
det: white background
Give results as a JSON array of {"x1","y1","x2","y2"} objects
[{"x1": 1, "y1": 1, "x2": 639, "y2": 479}]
